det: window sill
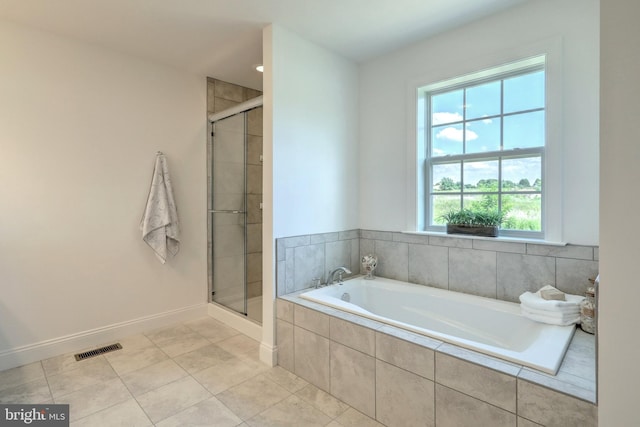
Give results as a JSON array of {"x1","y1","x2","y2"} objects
[{"x1": 401, "y1": 230, "x2": 566, "y2": 246}]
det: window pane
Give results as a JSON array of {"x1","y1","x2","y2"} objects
[
  {"x1": 465, "y1": 81, "x2": 501, "y2": 120},
  {"x1": 431, "y1": 124, "x2": 463, "y2": 156},
  {"x1": 502, "y1": 194, "x2": 542, "y2": 231},
  {"x1": 433, "y1": 163, "x2": 461, "y2": 192},
  {"x1": 463, "y1": 159, "x2": 499, "y2": 192},
  {"x1": 503, "y1": 111, "x2": 545, "y2": 149},
  {"x1": 502, "y1": 157, "x2": 541, "y2": 190},
  {"x1": 464, "y1": 194, "x2": 499, "y2": 212},
  {"x1": 465, "y1": 118, "x2": 501, "y2": 154},
  {"x1": 504, "y1": 70, "x2": 544, "y2": 113},
  {"x1": 432, "y1": 195, "x2": 461, "y2": 225},
  {"x1": 431, "y1": 90, "x2": 463, "y2": 125}
]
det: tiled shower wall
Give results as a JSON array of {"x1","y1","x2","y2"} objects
[
  {"x1": 276, "y1": 229, "x2": 599, "y2": 300},
  {"x1": 207, "y1": 78, "x2": 263, "y2": 300}
]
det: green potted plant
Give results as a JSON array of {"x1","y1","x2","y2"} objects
[{"x1": 441, "y1": 209, "x2": 504, "y2": 237}]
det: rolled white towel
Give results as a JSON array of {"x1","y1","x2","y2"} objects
[
  {"x1": 519, "y1": 289, "x2": 584, "y2": 312},
  {"x1": 521, "y1": 309, "x2": 580, "y2": 326}
]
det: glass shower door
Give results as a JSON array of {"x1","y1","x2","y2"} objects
[{"x1": 210, "y1": 113, "x2": 247, "y2": 315}]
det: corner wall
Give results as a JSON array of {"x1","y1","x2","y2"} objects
[
  {"x1": 0, "y1": 20, "x2": 207, "y2": 367},
  {"x1": 262, "y1": 24, "x2": 360, "y2": 364},
  {"x1": 599, "y1": 0, "x2": 640, "y2": 424}
]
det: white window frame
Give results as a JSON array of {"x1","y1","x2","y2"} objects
[{"x1": 405, "y1": 39, "x2": 563, "y2": 243}]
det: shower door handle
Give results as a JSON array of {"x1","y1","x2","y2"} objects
[{"x1": 208, "y1": 210, "x2": 246, "y2": 214}]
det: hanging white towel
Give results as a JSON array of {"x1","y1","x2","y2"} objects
[{"x1": 140, "y1": 153, "x2": 180, "y2": 263}]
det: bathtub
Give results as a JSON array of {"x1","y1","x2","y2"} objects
[{"x1": 300, "y1": 276, "x2": 575, "y2": 375}]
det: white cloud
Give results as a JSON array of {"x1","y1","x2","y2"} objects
[
  {"x1": 436, "y1": 127, "x2": 478, "y2": 142},
  {"x1": 482, "y1": 118, "x2": 493, "y2": 124},
  {"x1": 432, "y1": 112, "x2": 463, "y2": 125}
]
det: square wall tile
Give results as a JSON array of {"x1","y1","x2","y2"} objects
[
  {"x1": 294, "y1": 244, "x2": 325, "y2": 292},
  {"x1": 435, "y1": 384, "x2": 516, "y2": 427},
  {"x1": 374, "y1": 240, "x2": 408, "y2": 282},
  {"x1": 330, "y1": 317, "x2": 375, "y2": 356},
  {"x1": 294, "y1": 327, "x2": 330, "y2": 392},
  {"x1": 330, "y1": 342, "x2": 376, "y2": 418},
  {"x1": 408, "y1": 243, "x2": 448, "y2": 289},
  {"x1": 449, "y1": 247, "x2": 497, "y2": 298},
  {"x1": 276, "y1": 299, "x2": 294, "y2": 322},
  {"x1": 326, "y1": 240, "x2": 356, "y2": 278},
  {"x1": 555, "y1": 258, "x2": 599, "y2": 296},
  {"x1": 435, "y1": 353, "x2": 516, "y2": 412},
  {"x1": 517, "y1": 379, "x2": 597, "y2": 427},
  {"x1": 294, "y1": 305, "x2": 330, "y2": 337},
  {"x1": 497, "y1": 253, "x2": 555, "y2": 302},
  {"x1": 376, "y1": 360, "x2": 434, "y2": 427},
  {"x1": 376, "y1": 331, "x2": 435, "y2": 380},
  {"x1": 276, "y1": 320, "x2": 294, "y2": 373}
]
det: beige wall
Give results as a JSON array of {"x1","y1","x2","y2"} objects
[
  {"x1": 0, "y1": 20, "x2": 207, "y2": 363},
  {"x1": 599, "y1": 0, "x2": 640, "y2": 424}
]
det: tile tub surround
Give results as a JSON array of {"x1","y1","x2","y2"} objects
[
  {"x1": 276, "y1": 229, "x2": 598, "y2": 302},
  {"x1": 276, "y1": 296, "x2": 597, "y2": 427},
  {"x1": 276, "y1": 230, "x2": 361, "y2": 295}
]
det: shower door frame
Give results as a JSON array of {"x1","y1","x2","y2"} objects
[{"x1": 207, "y1": 96, "x2": 263, "y2": 317}]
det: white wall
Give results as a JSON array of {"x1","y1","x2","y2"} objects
[
  {"x1": 0, "y1": 20, "x2": 207, "y2": 364},
  {"x1": 599, "y1": 0, "x2": 640, "y2": 423},
  {"x1": 359, "y1": 0, "x2": 599, "y2": 245},
  {"x1": 270, "y1": 25, "x2": 359, "y2": 239}
]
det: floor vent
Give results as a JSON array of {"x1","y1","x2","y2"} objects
[{"x1": 74, "y1": 343, "x2": 122, "y2": 361}]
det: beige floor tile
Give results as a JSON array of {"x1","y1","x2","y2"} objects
[
  {"x1": 216, "y1": 334, "x2": 260, "y2": 357},
  {"x1": 0, "y1": 377, "x2": 52, "y2": 404},
  {"x1": 47, "y1": 358, "x2": 118, "y2": 399},
  {"x1": 120, "y1": 359, "x2": 187, "y2": 396},
  {"x1": 70, "y1": 398, "x2": 152, "y2": 427},
  {"x1": 184, "y1": 317, "x2": 241, "y2": 342},
  {"x1": 155, "y1": 396, "x2": 243, "y2": 427},
  {"x1": 247, "y1": 395, "x2": 331, "y2": 427},
  {"x1": 136, "y1": 376, "x2": 211, "y2": 424},
  {"x1": 192, "y1": 356, "x2": 268, "y2": 395},
  {"x1": 144, "y1": 325, "x2": 194, "y2": 345},
  {"x1": 261, "y1": 366, "x2": 308, "y2": 393},
  {"x1": 295, "y1": 384, "x2": 350, "y2": 419},
  {"x1": 55, "y1": 378, "x2": 132, "y2": 422},
  {"x1": 105, "y1": 346, "x2": 168, "y2": 376},
  {"x1": 112, "y1": 334, "x2": 156, "y2": 352},
  {"x1": 0, "y1": 362, "x2": 45, "y2": 392},
  {"x1": 154, "y1": 332, "x2": 212, "y2": 358},
  {"x1": 334, "y1": 408, "x2": 385, "y2": 427},
  {"x1": 42, "y1": 351, "x2": 106, "y2": 376},
  {"x1": 173, "y1": 344, "x2": 235, "y2": 374},
  {"x1": 217, "y1": 374, "x2": 291, "y2": 420}
]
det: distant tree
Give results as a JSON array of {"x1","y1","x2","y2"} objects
[
  {"x1": 518, "y1": 178, "x2": 531, "y2": 188},
  {"x1": 502, "y1": 180, "x2": 517, "y2": 189},
  {"x1": 533, "y1": 178, "x2": 542, "y2": 189},
  {"x1": 477, "y1": 179, "x2": 499, "y2": 190},
  {"x1": 439, "y1": 177, "x2": 456, "y2": 191}
]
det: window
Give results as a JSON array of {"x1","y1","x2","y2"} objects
[{"x1": 418, "y1": 56, "x2": 546, "y2": 239}]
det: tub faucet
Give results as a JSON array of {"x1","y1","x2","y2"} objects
[{"x1": 326, "y1": 266, "x2": 352, "y2": 285}]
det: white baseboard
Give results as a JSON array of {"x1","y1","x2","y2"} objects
[
  {"x1": 260, "y1": 342, "x2": 277, "y2": 367},
  {"x1": 0, "y1": 303, "x2": 207, "y2": 372},
  {"x1": 207, "y1": 303, "x2": 262, "y2": 342}
]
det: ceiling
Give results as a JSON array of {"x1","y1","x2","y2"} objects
[{"x1": 0, "y1": 0, "x2": 528, "y2": 90}]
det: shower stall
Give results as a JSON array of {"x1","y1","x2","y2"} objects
[{"x1": 208, "y1": 93, "x2": 263, "y2": 325}]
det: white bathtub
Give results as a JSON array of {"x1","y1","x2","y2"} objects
[{"x1": 300, "y1": 276, "x2": 575, "y2": 375}]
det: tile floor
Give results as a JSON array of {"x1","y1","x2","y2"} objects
[{"x1": 0, "y1": 317, "x2": 383, "y2": 426}]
